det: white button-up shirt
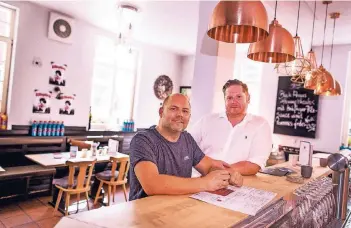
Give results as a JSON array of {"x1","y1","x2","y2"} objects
[{"x1": 188, "y1": 113, "x2": 272, "y2": 177}]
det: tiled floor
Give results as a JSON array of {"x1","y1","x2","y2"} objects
[{"x1": 0, "y1": 185, "x2": 129, "y2": 228}]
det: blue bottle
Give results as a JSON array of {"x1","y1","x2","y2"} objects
[
  {"x1": 52, "y1": 121, "x2": 57, "y2": 136},
  {"x1": 47, "y1": 121, "x2": 52, "y2": 136},
  {"x1": 42, "y1": 121, "x2": 47, "y2": 136},
  {"x1": 37, "y1": 121, "x2": 43, "y2": 136},
  {"x1": 122, "y1": 120, "x2": 127, "y2": 131},
  {"x1": 56, "y1": 121, "x2": 61, "y2": 136},
  {"x1": 60, "y1": 121, "x2": 65, "y2": 136},
  {"x1": 131, "y1": 119, "x2": 134, "y2": 132},
  {"x1": 31, "y1": 121, "x2": 37, "y2": 136}
]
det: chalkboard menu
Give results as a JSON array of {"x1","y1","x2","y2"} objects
[{"x1": 273, "y1": 76, "x2": 319, "y2": 138}]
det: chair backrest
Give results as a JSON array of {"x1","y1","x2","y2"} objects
[
  {"x1": 65, "y1": 159, "x2": 96, "y2": 190},
  {"x1": 110, "y1": 156, "x2": 130, "y2": 183},
  {"x1": 70, "y1": 139, "x2": 91, "y2": 151}
]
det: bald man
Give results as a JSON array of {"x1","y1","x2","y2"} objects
[{"x1": 129, "y1": 94, "x2": 243, "y2": 201}]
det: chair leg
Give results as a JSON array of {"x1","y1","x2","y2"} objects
[
  {"x1": 113, "y1": 185, "x2": 116, "y2": 203},
  {"x1": 122, "y1": 184, "x2": 128, "y2": 202},
  {"x1": 54, "y1": 189, "x2": 63, "y2": 214},
  {"x1": 85, "y1": 191, "x2": 90, "y2": 211},
  {"x1": 107, "y1": 185, "x2": 111, "y2": 206},
  {"x1": 94, "y1": 181, "x2": 104, "y2": 205},
  {"x1": 65, "y1": 193, "x2": 71, "y2": 216},
  {"x1": 76, "y1": 193, "x2": 80, "y2": 213}
]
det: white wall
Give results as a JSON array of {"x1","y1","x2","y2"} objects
[
  {"x1": 259, "y1": 44, "x2": 351, "y2": 153},
  {"x1": 6, "y1": 1, "x2": 94, "y2": 128},
  {"x1": 180, "y1": 55, "x2": 195, "y2": 86},
  {"x1": 133, "y1": 44, "x2": 182, "y2": 129},
  {"x1": 6, "y1": 1, "x2": 183, "y2": 129}
]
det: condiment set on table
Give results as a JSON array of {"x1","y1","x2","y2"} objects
[{"x1": 69, "y1": 142, "x2": 109, "y2": 159}]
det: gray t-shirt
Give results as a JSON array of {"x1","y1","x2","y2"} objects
[{"x1": 129, "y1": 126, "x2": 205, "y2": 201}]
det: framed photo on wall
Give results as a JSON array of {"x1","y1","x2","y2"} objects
[{"x1": 180, "y1": 86, "x2": 191, "y2": 99}]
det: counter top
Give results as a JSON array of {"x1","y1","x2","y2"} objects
[{"x1": 55, "y1": 162, "x2": 332, "y2": 228}]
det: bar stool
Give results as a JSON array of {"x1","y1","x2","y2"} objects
[
  {"x1": 94, "y1": 156, "x2": 130, "y2": 205},
  {"x1": 53, "y1": 159, "x2": 96, "y2": 216}
]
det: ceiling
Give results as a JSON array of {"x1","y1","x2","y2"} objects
[
  {"x1": 31, "y1": 1, "x2": 351, "y2": 56},
  {"x1": 31, "y1": 0, "x2": 199, "y2": 56}
]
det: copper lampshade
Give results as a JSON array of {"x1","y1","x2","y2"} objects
[
  {"x1": 207, "y1": 1, "x2": 268, "y2": 43},
  {"x1": 247, "y1": 19, "x2": 295, "y2": 63},
  {"x1": 314, "y1": 65, "x2": 336, "y2": 95},
  {"x1": 304, "y1": 68, "x2": 319, "y2": 90},
  {"x1": 319, "y1": 80, "x2": 341, "y2": 96}
]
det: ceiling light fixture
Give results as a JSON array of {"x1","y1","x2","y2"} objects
[
  {"x1": 207, "y1": 1, "x2": 268, "y2": 43},
  {"x1": 247, "y1": 0, "x2": 295, "y2": 63}
]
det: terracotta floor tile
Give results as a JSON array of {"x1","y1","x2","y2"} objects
[
  {"x1": 36, "y1": 217, "x2": 61, "y2": 228},
  {"x1": 1, "y1": 214, "x2": 32, "y2": 228},
  {"x1": 18, "y1": 200, "x2": 44, "y2": 211},
  {"x1": 25, "y1": 206, "x2": 62, "y2": 222},
  {"x1": 13, "y1": 223, "x2": 39, "y2": 228},
  {"x1": 0, "y1": 207, "x2": 25, "y2": 221},
  {"x1": 0, "y1": 205, "x2": 20, "y2": 212},
  {"x1": 36, "y1": 197, "x2": 51, "y2": 207}
]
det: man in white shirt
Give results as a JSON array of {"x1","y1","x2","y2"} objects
[{"x1": 189, "y1": 79, "x2": 272, "y2": 176}]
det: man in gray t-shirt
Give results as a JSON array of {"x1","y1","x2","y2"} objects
[{"x1": 129, "y1": 94, "x2": 243, "y2": 201}]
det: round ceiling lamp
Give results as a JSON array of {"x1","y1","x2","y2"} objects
[
  {"x1": 318, "y1": 12, "x2": 341, "y2": 96},
  {"x1": 207, "y1": 1, "x2": 269, "y2": 43},
  {"x1": 275, "y1": 0, "x2": 311, "y2": 84},
  {"x1": 247, "y1": 1, "x2": 295, "y2": 63}
]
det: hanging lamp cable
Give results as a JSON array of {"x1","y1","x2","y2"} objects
[
  {"x1": 310, "y1": 1, "x2": 317, "y2": 51},
  {"x1": 274, "y1": 0, "x2": 278, "y2": 20},
  {"x1": 329, "y1": 15, "x2": 337, "y2": 71},
  {"x1": 295, "y1": 0, "x2": 301, "y2": 36},
  {"x1": 321, "y1": 2, "x2": 329, "y2": 66}
]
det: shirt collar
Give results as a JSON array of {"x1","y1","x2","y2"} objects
[{"x1": 219, "y1": 112, "x2": 253, "y2": 125}]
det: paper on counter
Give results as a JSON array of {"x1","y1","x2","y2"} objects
[
  {"x1": 0, "y1": 166, "x2": 5, "y2": 172},
  {"x1": 190, "y1": 186, "x2": 277, "y2": 216}
]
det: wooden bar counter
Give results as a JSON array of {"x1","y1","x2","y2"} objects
[{"x1": 55, "y1": 162, "x2": 332, "y2": 228}]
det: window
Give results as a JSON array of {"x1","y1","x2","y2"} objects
[
  {"x1": 233, "y1": 45, "x2": 263, "y2": 115},
  {"x1": 0, "y1": 4, "x2": 15, "y2": 113},
  {"x1": 91, "y1": 36, "x2": 138, "y2": 130}
]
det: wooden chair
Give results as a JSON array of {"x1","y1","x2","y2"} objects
[
  {"x1": 94, "y1": 156, "x2": 130, "y2": 205},
  {"x1": 53, "y1": 159, "x2": 96, "y2": 216},
  {"x1": 69, "y1": 139, "x2": 91, "y2": 150}
]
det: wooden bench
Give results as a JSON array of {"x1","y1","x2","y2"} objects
[{"x1": 0, "y1": 165, "x2": 56, "y2": 201}]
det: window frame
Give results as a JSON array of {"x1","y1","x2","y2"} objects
[{"x1": 0, "y1": 3, "x2": 15, "y2": 114}]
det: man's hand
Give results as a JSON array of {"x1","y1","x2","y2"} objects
[
  {"x1": 211, "y1": 159, "x2": 231, "y2": 170},
  {"x1": 202, "y1": 170, "x2": 230, "y2": 192},
  {"x1": 229, "y1": 170, "x2": 243, "y2": 187}
]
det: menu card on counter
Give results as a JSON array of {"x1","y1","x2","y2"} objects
[
  {"x1": 190, "y1": 186, "x2": 277, "y2": 216},
  {"x1": 273, "y1": 76, "x2": 319, "y2": 138},
  {"x1": 0, "y1": 166, "x2": 5, "y2": 172}
]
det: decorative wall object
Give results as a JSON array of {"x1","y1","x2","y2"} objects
[
  {"x1": 49, "y1": 62, "x2": 67, "y2": 86},
  {"x1": 153, "y1": 75, "x2": 173, "y2": 100},
  {"x1": 32, "y1": 89, "x2": 52, "y2": 114},
  {"x1": 180, "y1": 86, "x2": 192, "y2": 100},
  {"x1": 57, "y1": 93, "x2": 76, "y2": 115}
]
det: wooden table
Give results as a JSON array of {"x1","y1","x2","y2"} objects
[
  {"x1": 25, "y1": 152, "x2": 129, "y2": 168},
  {"x1": 55, "y1": 161, "x2": 332, "y2": 228}
]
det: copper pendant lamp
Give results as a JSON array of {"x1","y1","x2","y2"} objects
[
  {"x1": 318, "y1": 12, "x2": 341, "y2": 96},
  {"x1": 275, "y1": 0, "x2": 311, "y2": 83},
  {"x1": 247, "y1": 1, "x2": 295, "y2": 63},
  {"x1": 207, "y1": 1, "x2": 269, "y2": 43}
]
